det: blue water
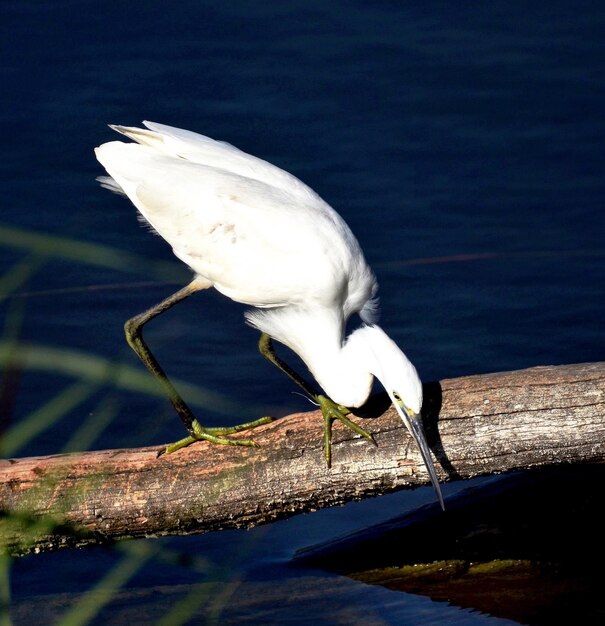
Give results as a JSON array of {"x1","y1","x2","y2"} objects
[{"x1": 1, "y1": 1, "x2": 604, "y2": 624}]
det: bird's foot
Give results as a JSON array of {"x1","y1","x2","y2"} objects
[
  {"x1": 317, "y1": 395, "x2": 376, "y2": 468},
  {"x1": 159, "y1": 416, "x2": 273, "y2": 456}
]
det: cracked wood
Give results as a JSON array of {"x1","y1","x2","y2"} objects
[{"x1": 1, "y1": 361, "x2": 604, "y2": 555}]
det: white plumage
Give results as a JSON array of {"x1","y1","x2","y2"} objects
[{"x1": 95, "y1": 121, "x2": 443, "y2": 508}]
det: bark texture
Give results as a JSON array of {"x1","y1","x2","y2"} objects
[{"x1": 1, "y1": 362, "x2": 604, "y2": 555}]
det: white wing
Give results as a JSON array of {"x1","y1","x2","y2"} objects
[
  {"x1": 95, "y1": 133, "x2": 371, "y2": 310},
  {"x1": 109, "y1": 121, "x2": 320, "y2": 206}
]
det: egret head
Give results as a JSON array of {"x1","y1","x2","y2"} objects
[
  {"x1": 352, "y1": 325, "x2": 422, "y2": 413},
  {"x1": 355, "y1": 325, "x2": 444, "y2": 509}
]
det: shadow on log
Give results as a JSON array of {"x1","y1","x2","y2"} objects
[{"x1": 1, "y1": 362, "x2": 604, "y2": 555}]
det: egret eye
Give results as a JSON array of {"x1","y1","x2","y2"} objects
[{"x1": 392, "y1": 392, "x2": 402, "y2": 403}]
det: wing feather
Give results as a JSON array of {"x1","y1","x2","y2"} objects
[
  {"x1": 94, "y1": 141, "x2": 351, "y2": 307},
  {"x1": 107, "y1": 121, "x2": 319, "y2": 205},
  {"x1": 95, "y1": 123, "x2": 375, "y2": 315}
]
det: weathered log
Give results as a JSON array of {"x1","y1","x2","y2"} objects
[{"x1": 1, "y1": 362, "x2": 604, "y2": 555}]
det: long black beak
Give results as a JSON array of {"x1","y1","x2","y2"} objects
[{"x1": 404, "y1": 409, "x2": 445, "y2": 511}]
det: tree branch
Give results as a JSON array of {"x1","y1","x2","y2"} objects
[{"x1": 1, "y1": 362, "x2": 604, "y2": 555}]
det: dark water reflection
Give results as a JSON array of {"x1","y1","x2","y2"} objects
[
  {"x1": 297, "y1": 466, "x2": 605, "y2": 625},
  {"x1": 1, "y1": 1, "x2": 604, "y2": 624}
]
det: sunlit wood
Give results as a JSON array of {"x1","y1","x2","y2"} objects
[{"x1": 1, "y1": 361, "x2": 604, "y2": 556}]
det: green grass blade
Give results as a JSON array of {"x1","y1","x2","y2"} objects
[
  {"x1": 56, "y1": 542, "x2": 156, "y2": 626},
  {"x1": 0, "y1": 256, "x2": 45, "y2": 303},
  {"x1": 0, "y1": 381, "x2": 98, "y2": 456},
  {"x1": 0, "y1": 341, "x2": 257, "y2": 416},
  {"x1": 60, "y1": 395, "x2": 120, "y2": 453},
  {"x1": 0, "y1": 223, "x2": 185, "y2": 283},
  {"x1": 0, "y1": 554, "x2": 11, "y2": 626}
]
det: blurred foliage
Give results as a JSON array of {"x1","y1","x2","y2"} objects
[
  {"x1": 0, "y1": 225, "x2": 186, "y2": 285},
  {"x1": 0, "y1": 224, "x2": 247, "y2": 625}
]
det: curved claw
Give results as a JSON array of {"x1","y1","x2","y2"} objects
[{"x1": 317, "y1": 395, "x2": 375, "y2": 467}]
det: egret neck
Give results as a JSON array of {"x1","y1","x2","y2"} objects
[{"x1": 300, "y1": 322, "x2": 422, "y2": 412}]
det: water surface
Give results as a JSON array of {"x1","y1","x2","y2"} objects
[{"x1": 1, "y1": 1, "x2": 604, "y2": 624}]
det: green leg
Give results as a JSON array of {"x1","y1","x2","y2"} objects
[
  {"x1": 316, "y1": 395, "x2": 376, "y2": 467},
  {"x1": 125, "y1": 280, "x2": 271, "y2": 456},
  {"x1": 258, "y1": 333, "x2": 375, "y2": 467}
]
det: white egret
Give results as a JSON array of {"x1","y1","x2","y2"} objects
[{"x1": 95, "y1": 122, "x2": 444, "y2": 508}]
